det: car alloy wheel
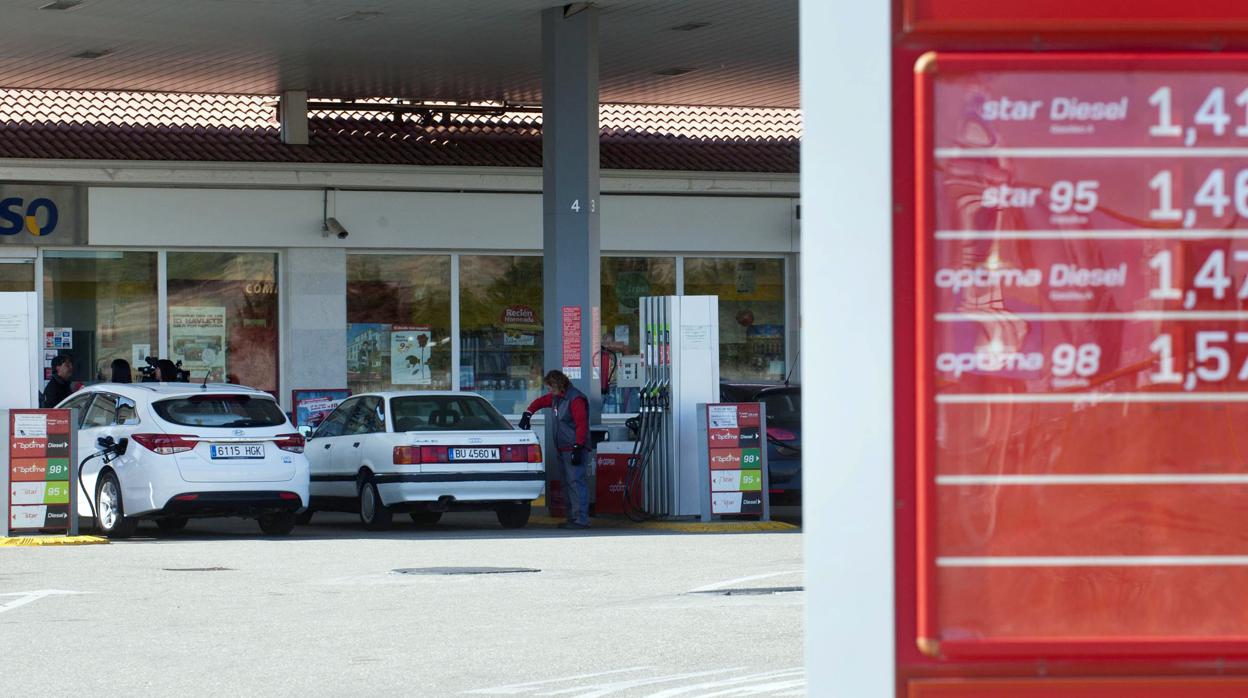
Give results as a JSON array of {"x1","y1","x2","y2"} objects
[
  {"x1": 98, "y1": 479, "x2": 119, "y2": 530},
  {"x1": 95, "y1": 472, "x2": 137, "y2": 539}
]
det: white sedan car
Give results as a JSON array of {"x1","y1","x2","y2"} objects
[
  {"x1": 61, "y1": 383, "x2": 310, "y2": 538},
  {"x1": 302, "y1": 391, "x2": 543, "y2": 530}
]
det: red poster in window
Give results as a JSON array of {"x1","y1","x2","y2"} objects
[
  {"x1": 561, "y1": 306, "x2": 582, "y2": 379},
  {"x1": 917, "y1": 53, "x2": 1248, "y2": 659}
]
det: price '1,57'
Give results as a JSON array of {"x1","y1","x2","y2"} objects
[{"x1": 1150, "y1": 331, "x2": 1248, "y2": 390}]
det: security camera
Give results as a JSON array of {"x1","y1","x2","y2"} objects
[{"x1": 324, "y1": 217, "x2": 349, "y2": 239}]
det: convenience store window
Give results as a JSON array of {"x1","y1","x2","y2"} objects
[
  {"x1": 601, "y1": 256, "x2": 676, "y2": 413},
  {"x1": 460, "y1": 255, "x2": 543, "y2": 414},
  {"x1": 43, "y1": 250, "x2": 158, "y2": 385},
  {"x1": 167, "y1": 252, "x2": 279, "y2": 392},
  {"x1": 346, "y1": 254, "x2": 453, "y2": 393},
  {"x1": 683, "y1": 257, "x2": 786, "y2": 383},
  {"x1": 0, "y1": 258, "x2": 34, "y2": 291}
]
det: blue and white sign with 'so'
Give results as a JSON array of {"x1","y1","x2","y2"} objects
[{"x1": 0, "y1": 186, "x2": 83, "y2": 246}]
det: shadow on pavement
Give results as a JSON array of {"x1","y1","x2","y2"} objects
[{"x1": 87, "y1": 509, "x2": 801, "y2": 544}]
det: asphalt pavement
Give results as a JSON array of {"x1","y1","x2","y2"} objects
[{"x1": 0, "y1": 512, "x2": 804, "y2": 696}]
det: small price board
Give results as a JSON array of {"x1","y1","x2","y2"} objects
[
  {"x1": 700, "y1": 402, "x2": 769, "y2": 520},
  {"x1": 2, "y1": 409, "x2": 77, "y2": 536}
]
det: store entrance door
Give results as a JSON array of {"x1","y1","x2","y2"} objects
[{"x1": 0, "y1": 292, "x2": 39, "y2": 409}]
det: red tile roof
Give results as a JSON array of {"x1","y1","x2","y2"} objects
[{"x1": 0, "y1": 91, "x2": 800, "y2": 173}]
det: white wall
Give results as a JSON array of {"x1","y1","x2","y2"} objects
[
  {"x1": 89, "y1": 187, "x2": 797, "y2": 253},
  {"x1": 802, "y1": 0, "x2": 895, "y2": 695}
]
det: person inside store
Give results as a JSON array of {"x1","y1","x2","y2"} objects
[
  {"x1": 519, "y1": 369, "x2": 591, "y2": 530},
  {"x1": 110, "y1": 358, "x2": 133, "y2": 384},
  {"x1": 154, "y1": 359, "x2": 187, "y2": 382},
  {"x1": 41, "y1": 354, "x2": 75, "y2": 407}
]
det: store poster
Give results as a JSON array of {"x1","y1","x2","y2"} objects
[
  {"x1": 43, "y1": 327, "x2": 72, "y2": 350},
  {"x1": 169, "y1": 306, "x2": 226, "y2": 382},
  {"x1": 501, "y1": 305, "x2": 538, "y2": 346},
  {"x1": 561, "y1": 306, "x2": 582, "y2": 379},
  {"x1": 347, "y1": 323, "x2": 388, "y2": 380},
  {"x1": 391, "y1": 326, "x2": 433, "y2": 385},
  {"x1": 292, "y1": 389, "x2": 351, "y2": 429}
]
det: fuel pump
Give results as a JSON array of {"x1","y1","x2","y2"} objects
[
  {"x1": 618, "y1": 295, "x2": 719, "y2": 520},
  {"x1": 77, "y1": 435, "x2": 127, "y2": 521}
]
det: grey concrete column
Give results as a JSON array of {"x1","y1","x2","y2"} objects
[
  {"x1": 283, "y1": 248, "x2": 347, "y2": 405},
  {"x1": 541, "y1": 3, "x2": 602, "y2": 423}
]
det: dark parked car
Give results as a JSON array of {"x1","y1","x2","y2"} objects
[{"x1": 719, "y1": 383, "x2": 801, "y2": 506}]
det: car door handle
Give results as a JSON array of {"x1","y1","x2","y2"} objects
[
  {"x1": 353, "y1": 442, "x2": 361, "y2": 448},
  {"x1": 323, "y1": 443, "x2": 331, "y2": 449}
]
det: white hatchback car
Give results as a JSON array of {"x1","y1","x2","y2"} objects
[
  {"x1": 302, "y1": 391, "x2": 543, "y2": 530},
  {"x1": 60, "y1": 383, "x2": 310, "y2": 538}
]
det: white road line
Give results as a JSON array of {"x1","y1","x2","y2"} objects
[
  {"x1": 465, "y1": 668, "x2": 654, "y2": 695},
  {"x1": 935, "y1": 146, "x2": 1248, "y2": 158},
  {"x1": 642, "y1": 669, "x2": 804, "y2": 698},
  {"x1": 936, "y1": 392, "x2": 1248, "y2": 404},
  {"x1": 0, "y1": 590, "x2": 86, "y2": 615},
  {"x1": 688, "y1": 570, "x2": 802, "y2": 594},
  {"x1": 540, "y1": 669, "x2": 740, "y2": 698},
  {"x1": 937, "y1": 555, "x2": 1248, "y2": 568},
  {"x1": 937, "y1": 473, "x2": 1248, "y2": 485},
  {"x1": 935, "y1": 229, "x2": 1248, "y2": 240},
  {"x1": 936, "y1": 310, "x2": 1248, "y2": 322},
  {"x1": 697, "y1": 678, "x2": 808, "y2": 697}
]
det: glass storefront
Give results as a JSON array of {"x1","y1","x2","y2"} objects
[
  {"x1": 33, "y1": 247, "x2": 788, "y2": 413},
  {"x1": 43, "y1": 250, "x2": 159, "y2": 385},
  {"x1": 601, "y1": 256, "x2": 676, "y2": 413},
  {"x1": 346, "y1": 254, "x2": 453, "y2": 393},
  {"x1": 460, "y1": 255, "x2": 543, "y2": 414},
  {"x1": 167, "y1": 251, "x2": 279, "y2": 391},
  {"x1": 684, "y1": 257, "x2": 787, "y2": 383}
]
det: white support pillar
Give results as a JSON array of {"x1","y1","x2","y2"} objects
[
  {"x1": 280, "y1": 90, "x2": 309, "y2": 146},
  {"x1": 801, "y1": 1, "x2": 895, "y2": 695}
]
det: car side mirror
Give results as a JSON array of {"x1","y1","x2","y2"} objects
[{"x1": 298, "y1": 425, "x2": 313, "y2": 439}]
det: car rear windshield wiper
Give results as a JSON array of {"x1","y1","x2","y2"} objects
[{"x1": 220, "y1": 419, "x2": 274, "y2": 428}]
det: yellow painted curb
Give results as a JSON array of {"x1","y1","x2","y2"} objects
[
  {"x1": 0, "y1": 536, "x2": 108, "y2": 547},
  {"x1": 530, "y1": 515, "x2": 797, "y2": 533}
]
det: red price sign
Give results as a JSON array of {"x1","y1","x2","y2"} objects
[{"x1": 918, "y1": 54, "x2": 1248, "y2": 659}]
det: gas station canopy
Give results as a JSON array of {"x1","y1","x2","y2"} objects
[{"x1": 0, "y1": 0, "x2": 797, "y2": 107}]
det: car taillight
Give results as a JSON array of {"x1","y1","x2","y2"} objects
[
  {"x1": 131, "y1": 433, "x2": 196, "y2": 455},
  {"x1": 273, "y1": 433, "x2": 305, "y2": 453},
  {"x1": 767, "y1": 427, "x2": 797, "y2": 442},
  {"x1": 393, "y1": 446, "x2": 423, "y2": 465},
  {"x1": 527, "y1": 444, "x2": 543, "y2": 463},
  {"x1": 278, "y1": 492, "x2": 300, "y2": 500},
  {"x1": 421, "y1": 446, "x2": 450, "y2": 463}
]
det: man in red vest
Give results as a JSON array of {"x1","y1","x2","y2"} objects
[{"x1": 520, "y1": 370, "x2": 591, "y2": 529}]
